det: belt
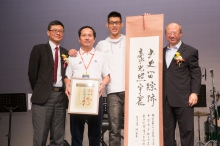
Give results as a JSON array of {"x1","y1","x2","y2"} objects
[{"x1": 52, "y1": 87, "x2": 64, "y2": 92}]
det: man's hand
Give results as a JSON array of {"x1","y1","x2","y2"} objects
[
  {"x1": 98, "y1": 83, "x2": 105, "y2": 97},
  {"x1": 65, "y1": 85, "x2": 71, "y2": 100},
  {"x1": 188, "y1": 93, "x2": 198, "y2": 107},
  {"x1": 68, "y1": 49, "x2": 78, "y2": 57}
]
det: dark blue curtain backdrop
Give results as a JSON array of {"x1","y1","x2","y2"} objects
[{"x1": 0, "y1": 0, "x2": 220, "y2": 94}]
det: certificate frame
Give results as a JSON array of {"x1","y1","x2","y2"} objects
[{"x1": 68, "y1": 77, "x2": 100, "y2": 115}]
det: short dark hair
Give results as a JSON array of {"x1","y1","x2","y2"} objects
[
  {"x1": 78, "y1": 26, "x2": 96, "y2": 38},
  {"x1": 107, "y1": 11, "x2": 122, "y2": 22},
  {"x1": 48, "y1": 20, "x2": 64, "y2": 30}
]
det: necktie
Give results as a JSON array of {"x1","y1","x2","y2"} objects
[{"x1": 54, "y1": 47, "x2": 58, "y2": 83}]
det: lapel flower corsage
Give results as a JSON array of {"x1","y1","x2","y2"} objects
[
  {"x1": 174, "y1": 52, "x2": 185, "y2": 67},
  {"x1": 61, "y1": 54, "x2": 68, "y2": 68}
]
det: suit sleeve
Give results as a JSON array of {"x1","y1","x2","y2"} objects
[
  {"x1": 189, "y1": 49, "x2": 201, "y2": 94},
  {"x1": 28, "y1": 46, "x2": 40, "y2": 90}
]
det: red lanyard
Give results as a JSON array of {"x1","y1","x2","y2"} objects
[{"x1": 79, "y1": 50, "x2": 96, "y2": 73}]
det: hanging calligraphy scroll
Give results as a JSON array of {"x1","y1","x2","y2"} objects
[
  {"x1": 124, "y1": 14, "x2": 164, "y2": 146},
  {"x1": 68, "y1": 77, "x2": 100, "y2": 115}
]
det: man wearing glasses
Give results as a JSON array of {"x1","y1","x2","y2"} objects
[
  {"x1": 28, "y1": 20, "x2": 68, "y2": 146},
  {"x1": 65, "y1": 26, "x2": 110, "y2": 146},
  {"x1": 163, "y1": 22, "x2": 201, "y2": 146},
  {"x1": 95, "y1": 11, "x2": 125, "y2": 146},
  {"x1": 68, "y1": 11, "x2": 125, "y2": 146}
]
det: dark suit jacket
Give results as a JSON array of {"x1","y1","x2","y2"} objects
[
  {"x1": 163, "y1": 42, "x2": 201, "y2": 107},
  {"x1": 28, "y1": 43, "x2": 68, "y2": 104}
]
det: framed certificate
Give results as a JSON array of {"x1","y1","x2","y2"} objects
[{"x1": 68, "y1": 77, "x2": 100, "y2": 115}]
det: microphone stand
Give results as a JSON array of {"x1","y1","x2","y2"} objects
[
  {"x1": 205, "y1": 103, "x2": 216, "y2": 146},
  {"x1": 204, "y1": 70, "x2": 219, "y2": 146},
  {"x1": 211, "y1": 70, "x2": 219, "y2": 145},
  {"x1": 4, "y1": 106, "x2": 18, "y2": 146}
]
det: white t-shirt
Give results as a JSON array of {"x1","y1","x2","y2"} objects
[
  {"x1": 65, "y1": 48, "x2": 109, "y2": 82},
  {"x1": 95, "y1": 34, "x2": 125, "y2": 94}
]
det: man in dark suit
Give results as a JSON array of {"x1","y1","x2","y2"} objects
[
  {"x1": 28, "y1": 20, "x2": 68, "y2": 146},
  {"x1": 163, "y1": 22, "x2": 201, "y2": 146}
]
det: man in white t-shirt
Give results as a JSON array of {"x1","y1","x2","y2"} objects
[
  {"x1": 95, "y1": 11, "x2": 125, "y2": 146},
  {"x1": 68, "y1": 12, "x2": 125, "y2": 146},
  {"x1": 64, "y1": 26, "x2": 110, "y2": 146}
]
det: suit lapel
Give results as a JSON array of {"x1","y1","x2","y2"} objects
[
  {"x1": 177, "y1": 43, "x2": 186, "y2": 55},
  {"x1": 46, "y1": 43, "x2": 54, "y2": 67},
  {"x1": 60, "y1": 47, "x2": 68, "y2": 77},
  {"x1": 168, "y1": 43, "x2": 186, "y2": 69},
  {"x1": 60, "y1": 48, "x2": 64, "y2": 72},
  {"x1": 163, "y1": 48, "x2": 168, "y2": 69},
  {"x1": 168, "y1": 53, "x2": 176, "y2": 69},
  {"x1": 47, "y1": 44, "x2": 67, "y2": 74}
]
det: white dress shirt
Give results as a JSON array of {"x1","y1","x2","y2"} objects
[
  {"x1": 49, "y1": 41, "x2": 62, "y2": 87},
  {"x1": 166, "y1": 41, "x2": 182, "y2": 68}
]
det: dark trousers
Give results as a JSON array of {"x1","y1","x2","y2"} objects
[
  {"x1": 32, "y1": 91, "x2": 66, "y2": 146},
  {"x1": 163, "y1": 97, "x2": 194, "y2": 146},
  {"x1": 107, "y1": 92, "x2": 125, "y2": 146},
  {"x1": 70, "y1": 97, "x2": 103, "y2": 146}
]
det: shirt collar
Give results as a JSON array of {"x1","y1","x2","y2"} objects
[
  {"x1": 166, "y1": 40, "x2": 182, "y2": 50},
  {"x1": 79, "y1": 48, "x2": 95, "y2": 55},
  {"x1": 49, "y1": 40, "x2": 60, "y2": 50}
]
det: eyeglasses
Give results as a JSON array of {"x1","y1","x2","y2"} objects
[
  {"x1": 166, "y1": 31, "x2": 180, "y2": 36},
  {"x1": 108, "y1": 21, "x2": 121, "y2": 26},
  {"x1": 49, "y1": 29, "x2": 64, "y2": 34}
]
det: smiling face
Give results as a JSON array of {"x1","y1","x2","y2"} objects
[
  {"x1": 165, "y1": 23, "x2": 182, "y2": 48},
  {"x1": 78, "y1": 27, "x2": 95, "y2": 51},
  {"x1": 47, "y1": 25, "x2": 64, "y2": 46},
  {"x1": 106, "y1": 17, "x2": 123, "y2": 39}
]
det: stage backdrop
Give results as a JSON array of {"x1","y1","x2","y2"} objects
[{"x1": 125, "y1": 14, "x2": 164, "y2": 146}]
